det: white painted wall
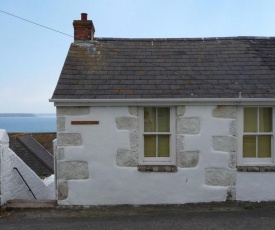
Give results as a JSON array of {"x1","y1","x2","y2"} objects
[
  {"x1": 0, "y1": 129, "x2": 55, "y2": 205},
  {"x1": 57, "y1": 105, "x2": 275, "y2": 205},
  {"x1": 57, "y1": 106, "x2": 236, "y2": 205},
  {"x1": 236, "y1": 172, "x2": 275, "y2": 201}
]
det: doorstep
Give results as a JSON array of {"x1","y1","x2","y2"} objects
[{"x1": 3, "y1": 199, "x2": 57, "y2": 209}]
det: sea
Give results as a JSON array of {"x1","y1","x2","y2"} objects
[{"x1": 0, "y1": 114, "x2": 56, "y2": 133}]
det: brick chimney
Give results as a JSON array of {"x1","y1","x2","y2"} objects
[{"x1": 73, "y1": 13, "x2": 95, "y2": 41}]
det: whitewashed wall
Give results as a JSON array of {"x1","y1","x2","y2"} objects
[
  {"x1": 57, "y1": 106, "x2": 233, "y2": 205},
  {"x1": 56, "y1": 105, "x2": 240, "y2": 205},
  {"x1": 0, "y1": 130, "x2": 55, "y2": 205},
  {"x1": 236, "y1": 173, "x2": 275, "y2": 201}
]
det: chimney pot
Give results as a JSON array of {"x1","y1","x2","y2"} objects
[
  {"x1": 73, "y1": 13, "x2": 95, "y2": 41},
  {"x1": 81, "y1": 13, "x2": 88, "y2": 21}
]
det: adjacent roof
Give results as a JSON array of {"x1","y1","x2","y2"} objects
[
  {"x1": 18, "y1": 135, "x2": 54, "y2": 173},
  {"x1": 51, "y1": 37, "x2": 275, "y2": 100},
  {"x1": 9, "y1": 133, "x2": 56, "y2": 177}
]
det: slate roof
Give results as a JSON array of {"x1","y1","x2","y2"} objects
[
  {"x1": 18, "y1": 135, "x2": 54, "y2": 173},
  {"x1": 51, "y1": 37, "x2": 275, "y2": 100}
]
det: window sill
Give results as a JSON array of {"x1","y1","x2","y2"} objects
[
  {"x1": 237, "y1": 166, "x2": 275, "y2": 172},
  {"x1": 138, "y1": 165, "x2": 177, "y2": 172}
]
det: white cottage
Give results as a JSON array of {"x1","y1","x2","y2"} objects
[{"x1": 50, "y1": 13, "x2": 275, "y2": 206}]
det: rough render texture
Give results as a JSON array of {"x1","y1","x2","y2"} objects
[
  {"x1": 213, "y1": 136, "x2": 236, "y2": 152},
  {"x1": 176, "y1": 106, "x2": 185, "y2": 117},
  {"x1": 57, "y1": 117, "x2": 66, "y2": 132},
  {"x1": 58, "y1": 180, "x2": 68, "y2": 200},
  {"x1": 213, "y1": 105, "x2": 238, "y2": 119},
  {"x1": 57, "y1": 161, "x2": 89, "y2": 180},
  {"x1": 177, "y1": 117, "x2": 200, "y2": 134},
  {"x1": 57, "y1": 106, "x2": 90, "y2": 116},
  {"x1": 117, "y1": 149, "x2": 138, "y2": 167},
  {"x1": 177, "y1": 151, "x2": 199, "y2": 168},
  {"x1": 205, "y1": 168, "x2": 236, "y2": 186},
  {"x1": 57, "y1": 133, "x2": 82, "y2": 146},
  {"x1": 115, "y1": 117, "x2": 138, "y2": 130},
  {"x1": 116, "y1": 113, "x2": 139, "y2": 167}
]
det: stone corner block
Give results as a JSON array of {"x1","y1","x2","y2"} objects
[
  {"x1": 213, "y1": 105, "x2": 237, "y2": 119},
  {"x1": 58, "y1": 180, "x2": 68, "y2": 200},
  {"x1": 56, "y1": 148, "x2": 65, "y2": 160},
  {"x1": 57, "y1": 117, "x2": 66, "y2": 132},
  {"x1": 213, "y1": 136, "x2": 236, "y2": 152},
  {"x1": 228, "y1": 152, "x2": 237, "y2": 169},
  {"x1": 177, "y1": 151, "x2": 199, "y2": 168},
  {"x1": 116, "y1": 117, "x2": 138, "y2": 130},
  {"x1": 130, "y1": 131, "x2": 139, "y2": 151},
  {"x1": 177, "y1": 117, "x2": 200, "y2": 134},
  {"x1": 57, "y1": 106, "x2": 90, "y2": 116},
  {"x1": 205, "y1": 168, "x2": 236, "y2": 186},
  {"x1": 57, "y1": 133, "x2": 82, "y2": 146},
  {"x1": 128, "y1": 107, "x2": 138, "y2": 117},
  {"x1": 117, "y1": 149, "x2": 138, "y2": 167},
  {"x1": 177, "y1": 135, "x2": 184, "y2": 153},
  {"x1": 230, "y1": 120, "x2": 236, "y2": 136},
  {"x1": 57, "y1": 161, "x2": 89, "y2": 180},
  {"x1": 176, "y1": 106, "x2": 185, "y2": 117}
]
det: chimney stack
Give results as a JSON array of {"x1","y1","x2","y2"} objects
[{"x1": 73, "y1": 13, "x2": 95, "y2": 41}]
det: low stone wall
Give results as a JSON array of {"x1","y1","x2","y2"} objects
[
  {"x1": 0, "y1": 130, "x2": 9, "y2": 204},
  {"x1": 0, "y1": 130, "x2": 55, "y2": 205},
  {"x1": 8, "y1": 132, "x2": 56, "y2": 177}
]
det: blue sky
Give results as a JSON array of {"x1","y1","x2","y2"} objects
[{"x1": 1, "y1": 0, "x2": 275, "y2": 113}]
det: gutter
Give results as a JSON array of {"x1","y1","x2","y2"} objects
[{"x1": 49, "y1": 98, "x2": 275, "y2": 107}]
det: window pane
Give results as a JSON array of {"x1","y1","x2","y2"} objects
[
  {"x1": 259, "y1": 108, "x2": 272, "y2": 132},
  {"x1": 157, "y1": 107, "x2": 170, "y2": 132},
  {"x1": 144, "y1": 135, "x2": 156, "y2": 157},
  {"x1": 144, "y1": 108, "x2": 156, "y2": 132},
  {"x1": 243, "y1": 135, "x2": 256, "y2": 158},
  {"x1": 258, "y1": 135, "x2": 271, "y2": 158},
  {"x1": 158, "y1": 135, "x2": 170, "y2": 157},
  {"x1": 244, "y1": 108, "x2": 257, "y2": 132}
]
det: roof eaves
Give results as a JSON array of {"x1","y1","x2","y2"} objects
[{"x1": 49, "y1": 98, "x2": 275, "y2": 107}]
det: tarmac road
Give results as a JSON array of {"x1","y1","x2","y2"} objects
[{"x1": 1, "y1": 203, "x2": 275, "y2": 230}]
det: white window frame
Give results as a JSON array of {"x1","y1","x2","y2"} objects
[
  {"x1": 138, "y1": 107, "x2": 176, "y2": 165},
  {"x1": 237, "y1": 106, "x2": 275, "y2": 166}
]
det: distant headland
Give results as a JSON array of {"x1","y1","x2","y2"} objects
[{"x1": 0, "y1": 113, "x2": 37, "y2": 117}]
